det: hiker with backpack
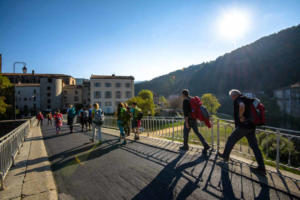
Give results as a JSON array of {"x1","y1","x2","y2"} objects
[
  {"x1": 130, "y1": 102, "x2": 143, "y2": 140},
  {"x1": 116, "y1": 102, "x2": 127, "y2": 144},
  {"x1": 53, "y1": 109, "x2": 63, "y2": 135},
  {"x1": 67, "y1": 104, "x2": 77, "y2": 133},
  {"x1": 123, "y1": 103, "x2": 131, "y2": 137},
  {"x1": 88, "y1": 105, "x2": 93, "y2": 131},
  {"x1": 80, "y1": 107, "x2": 89, "y2": 132},
  {"x1": 91, "y1": 103, "x2": 104, "y2": 143},
  {"x1": 218, "y1": 89, "x2": 266, "y2": 174},
  {"x1": 36, "y1": 111, "x2": 44, "y2": 126},
  {"x1": 47, "y1": 112, "x2": 53, "y2": 125},
  {"x1": 180, "y1": 89, "x2": 210, "y2": 152}
]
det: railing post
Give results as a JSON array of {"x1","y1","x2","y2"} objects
[
  {"x1": 288, "y1": 136, "x2": 291, "y2": 167},
  {"x1": 211, "y1": 119, "x2": 214, "y2": 150},
  {"x1": 217, "y1": 119, "x2": 220, "y2": 150},
  {"x1": 0, "y1": 172, "x2": 4, "y2": 191},
  {"x1": 172, "y1": 118, "x2": 175, "y2": 141},
  {"x1": 276, "y1": 131, "x2": 280, "y2": 171}
]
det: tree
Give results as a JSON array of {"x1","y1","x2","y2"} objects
[
  {"x1": 0, "y1": 75, "x2": 13, "y2": 118},
  {"x1": 201, "y1": 93, "x2": 221, "y2": 114},
  {"x1": 159, "y1": 96, "x2": 168, "y2": 107},
  {"x1": 127, "y1": 90, "x2": 155, "y2": 116},
  {"x1": 168, "y1": 95, "x2": 182, "y2": 110}
]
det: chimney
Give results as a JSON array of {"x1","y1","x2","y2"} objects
[
  {"x1": 22, "y1": 66, "x2": 27, "y2": 74},
  {"x1": 32, "y1": 70, "x2": 35, "y2": 75},
  {"x1": 0, "y1": 54, "x2": 2, "y2": 73}
]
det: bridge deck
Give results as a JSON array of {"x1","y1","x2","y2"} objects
[{"x1": 40, "y1": 124, "x2": 300, "y2": 200}]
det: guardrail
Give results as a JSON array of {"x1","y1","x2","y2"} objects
[
  {"x1": 0, "y1": 117, "x2": 36, "y2": 190},
  {"x1": 103, "y1": 116, "x2": 300, "y2": 172}
]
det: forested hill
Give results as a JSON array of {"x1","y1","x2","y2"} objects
[{"x1": 135, "y1": 25, "x2": 300, "y2": 97}]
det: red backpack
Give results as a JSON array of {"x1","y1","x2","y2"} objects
[
  {"x1": 189, "y1": 96, "x2": 212, "y2": 128},
  {"x1": 250, "y1": 98, "x2": 266, "y2": 126}
]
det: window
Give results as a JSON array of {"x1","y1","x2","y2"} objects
[
  {"x1": 116, "y1": 91, "x2": 121, "y2": 99},
  {"x1": 47, "y1": 99, "x2": 51, "y2": 104},
  {"x1": 47, "y1": 93, "x2": 51, "y2": 97},
  {"x1": 47, "y1": 105, "x2": 51, "y2": 109},
  {"x1": 18, "y1": 91, "x2": 21, "y2": 95},
  {"x1": 48, "y1": 78, "x2": 52, "y2": 83},
  {"x1": 47, "y1": 86, "x2": 51, "y2": 90},
  {"x1": 75, "y1": 90, "x2": 78, "y2": 95},
  {"x1": 116, "y1": 83, "x2": 121, "y2": 88},
  {"x1": 94, "y1": 91, "x2": 101, "y2": 98},
  {"x1": 105, "y1": 102, "x2": 112, "y2": 106},
  {"x1": 125, "y1": 83, "x2": 131, "y2": 88},
  {"x1": 74, "y1": 96, "x2": 79, "y2": 102},
  {"x1": 94, "y1": 82, "x2": 101, "y2": 87},
  {"x1": 105, "y1": 82, "x2": 112, "y2": 87},
  {"x1": 64, "y1": 90, "x2": 68, "y2": 95},
  {"x1": 33, "y1": 104, "x2": 36, "y2": 109},
  {"x1": 33, "y1": 89, "x2": 36, "y2": 94},
  {"x1": 24, "y1": 98, "x2": 27, "y2": 101},
  {"x1": 105, "y1": 91, "x2": 112, "y2": 98},
  {"x1": 126, "y1": 91, "x2": 132, "y2": 98}
]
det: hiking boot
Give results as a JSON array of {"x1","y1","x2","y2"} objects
[
  {"x1": 122, "y1": 140, "x2": 127, "y2": 145},
  {"x1": 179, "y1": 146, "x2": 189, "y2": 151},
  {"x1": 218, "y1": 152, "x2": 229, "y2": 162},
  {"x1": 250, "y1": 166, "x2": 266, "y2": 175}
]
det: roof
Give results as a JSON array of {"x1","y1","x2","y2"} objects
[
  {"x1": 2, "y1": 73, "x2": 72, "y2": 78},
  {"x1": 14, "y1": 83, "x2": 40, "y2": 87},
  {"x1": 90, "y1": 75, "x2": 134, "y2": 80}
]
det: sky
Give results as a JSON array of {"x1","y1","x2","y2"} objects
[{"x1": 0, "y1": 0, "x2": 299, "y2": 81}]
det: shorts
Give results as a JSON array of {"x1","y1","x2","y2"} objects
[{"x1": 132, "y1": 119, "x2": 141, "y2": 129}]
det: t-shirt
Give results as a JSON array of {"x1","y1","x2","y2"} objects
[
  {"x1": 233, "y1": 96, "x2": 255, "y2": 129},
  {"x1": 182, "y1": 97, "x2": 191, "y2": 118}
]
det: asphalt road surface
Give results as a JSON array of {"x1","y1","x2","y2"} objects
[{"x1": 40, "y1": 123, "x2": 298, "y2": 200}]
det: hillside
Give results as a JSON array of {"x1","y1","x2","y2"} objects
[{"x1": 135, "y1": 25, "x2": 300, "y2": 97}]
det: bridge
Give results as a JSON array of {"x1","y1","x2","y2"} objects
[{"x1": 0, "y1": 117, "x2": 299, "y2": 200}]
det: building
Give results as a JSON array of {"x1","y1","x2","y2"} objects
[
  {"x1": 14, "y1": 83, "x2": 40, "y2": 116},
  {"x1": 82, "y1": 80, "x2": 91, "y2": 106},
  {"x1": 273, "y1": 82, "x2": 300, "y2": 117},
  {"x1": 62, "y1": 85, "x2": 83, "y2": 109},
  {"x1": 3, "y1": 70, "x2": 76, "y2": 112},
  {"x1": 90, "y1": 74, "x2": 134, "y2": 113}
]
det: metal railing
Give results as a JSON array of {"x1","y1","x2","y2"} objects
[
  {"x1": 103, "y1": 116, "x2": 300, "y2": 172},
  {"x1": 0, "y1": 117, "x2": 35, "y2": 190}
]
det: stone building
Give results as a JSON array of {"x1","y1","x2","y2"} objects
[
  {"x1": 62, "y1": 85, "x2": 83, "y2": 109},
  {"x1": 274, "y1": 82, "x2": 300, "y2": 118},
  {"x1": 14, "y1": 83, "x2": 40, "y2": 115},
  {"x1": 90, "y1": 74, "x2": 134, "y2": 113}
]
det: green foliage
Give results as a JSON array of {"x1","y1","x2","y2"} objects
[
  {"x1": 159, "y1": 96, "x2": 168, "y2": 106},
  {"x1": 201, "y1": 93, "x2": 221, "y2": 114},
  {"x1": 127, "y1": 90, "x2": 155, "y2": 116},
  {"x1": 0, "y1": 75, "x2": 14, "y2": 118}
]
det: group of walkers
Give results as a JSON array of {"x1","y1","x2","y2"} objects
[
  {"x1": 36, "y1": 87, "x2": 266, "y2": 174},
  {"x1": 181, "y1": 89, "x2": 266, "y2": 175}
]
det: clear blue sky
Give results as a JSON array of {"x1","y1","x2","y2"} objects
[{"x1": 0, "y1": 0, "x2": 299, "y2": 81}]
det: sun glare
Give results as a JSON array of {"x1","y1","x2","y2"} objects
[{"x1": 218, "y1": 9, "x2": 251, "y2": 40}]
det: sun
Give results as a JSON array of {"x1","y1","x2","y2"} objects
[{"x1": 217, "y1": 9, "x2": 251, "y2": 40}]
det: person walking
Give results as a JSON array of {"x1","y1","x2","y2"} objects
[
  {"x1": 218, "y1": 89, "x2": 266, "y2": 174},
  {"x1": 180, "y1": 89, "x2": 210, "y2": 152},
  {"x1": 53, "y1": 109, "x2": 63, "y2": 134},
  {"x1": 88, "y1": 105, "x2": 93, "y2": 131},
  {"x1": 36, "y1": 111, "x2": 44, "y2": 126},
  {"x1": 80, "y1": 107, "x2": 89, "y2": 132},
  {"x1": 123, "y1": 103, "x2": 131, "y2": 137},
  {"x1": 67, "y1": 105, "x2": 76, "y2": 133},
  {"x1": 116, "y1": 103, "x2": 127, "y2": 144},
  {"x1": 130, "y1": 102, "x2": 142, "y2": 140},
  {"x1": 91, "y1": 103, "x2": 104, "y2": 143},
  {"x1": 47, "y1": 112, "x2": 53, "y2": 125}
]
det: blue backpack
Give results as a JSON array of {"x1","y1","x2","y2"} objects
[{"x1": 93, "y1": 109, "x2": 104, "y2": 125}]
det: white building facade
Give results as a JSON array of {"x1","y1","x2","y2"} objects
[
  {"x1": 15, "y1": 84, "x2": 40, "y2": 115},
  {"x1": 90, "y1": 75, "x2": 134, "y2": 113}
]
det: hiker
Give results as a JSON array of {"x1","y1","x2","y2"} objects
[
  {"x1": 47, "y1": 112, "x2": 53, "y2": 125},
  {"x1": 54, "y1": 109, "x2": 63, "y2": 134},
  {"x1": 116, "y1": 102, "x2": 127, "y2": 144},
  {"x1": 180, "y1": 89, "x2": 210, "y2": 152},
  {"x1": 36, "y1": 111, "x2": 44, "y2": 126},
  {"x1": 130, "y1": 102, "x2": 142, "y2": 140},
  {"x1": 80, "y1": 107, "x2": 89, "y2": 132},
  {"x1": 88, "y1": 105, "x2": 93, "y2": 131},
  {"x1": 91, "y1": 103, "x2": 104, "y2": 143},
  {"x1": 218, "y1": 89, "x2": 266, "y2": 174},
  {"x1": 67, "y1": 104, "x2": 76, "y2": 133},
  {"x1": 123, "y1": 103, "x2": 131, "y2": 137}
]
